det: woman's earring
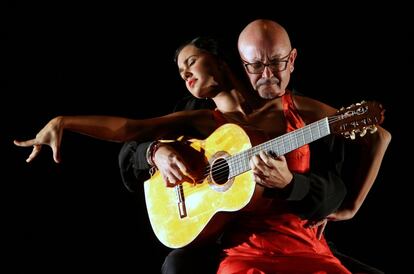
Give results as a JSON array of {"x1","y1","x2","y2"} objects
[{"x1": 290, "y1": 66, "x2": 294, "y2": 72}]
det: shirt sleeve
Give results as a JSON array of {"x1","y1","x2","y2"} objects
[
  {"x1": 117, "y1": 96, "x2": 215, "y2": 192},
  {"x1": 118, "y1": 141, "x2": 152, "y2": 193},
  {"x1": 287, "y1": 135, "x2": 347, "y2": 220}
]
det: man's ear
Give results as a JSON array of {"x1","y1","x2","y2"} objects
[{"x1": 289, "y1": 48, "x2": 297, "y2": 73}]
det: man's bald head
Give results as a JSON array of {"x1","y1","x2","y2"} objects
[
  {"x1": 238, "y1": 19, "x2": 296, "y2": 100},
  {"x1": 238, "y1": 19, "x2": 292, "y2": 60}
]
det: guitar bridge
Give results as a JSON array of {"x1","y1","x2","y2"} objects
[{"x1": 175, "y1": 185, "x2": 187, "y2": 218}]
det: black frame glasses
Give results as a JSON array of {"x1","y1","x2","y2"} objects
[{"x1": 241, "y1": 49, "x2": 293, "y2": 74}]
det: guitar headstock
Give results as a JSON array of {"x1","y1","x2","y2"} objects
[{"x1": 330, "y1": 101, "x2": 385, "y2": 139}]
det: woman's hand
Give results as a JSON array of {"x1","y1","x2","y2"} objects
[
  {"x1": 14, "y1": 116, "x2": 64, "y2": 163},
  {"x1": 305, "y1": 208, "x2": 357, "y2": 239}
]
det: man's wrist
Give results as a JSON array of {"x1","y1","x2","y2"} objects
[{"x1": 146, "y1": 141, "x2": 160, "y2": 166}]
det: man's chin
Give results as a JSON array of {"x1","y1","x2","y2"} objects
[{"x1": 258, "y1": 88, "x2": 282, "y2": 100}]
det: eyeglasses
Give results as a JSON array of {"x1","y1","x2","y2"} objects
[{"x1": 242, "y1": 49, "x2": 293, "y2": 74}]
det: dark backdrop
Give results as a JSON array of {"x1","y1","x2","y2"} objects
[{"x1": 4, "y1": 2, "x2": 409, "y2": 273}]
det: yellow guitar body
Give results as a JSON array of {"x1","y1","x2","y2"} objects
[{"x1": 143, "y1": 124, "x2": 255, "y2": 248}]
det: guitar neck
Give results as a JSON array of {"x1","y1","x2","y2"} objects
[{"x1": 228, "y1": 117, "x2": 330, "y2": 178}]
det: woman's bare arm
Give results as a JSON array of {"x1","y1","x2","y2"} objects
[{"x1": 14, "y1": 109, "x2": 215, "y2": 163}]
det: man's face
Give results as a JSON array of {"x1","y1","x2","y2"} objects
[{"x1": 240, "y1": 43, "x2": 296, "y2": 99}]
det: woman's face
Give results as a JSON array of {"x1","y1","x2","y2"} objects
[{"x1": 177, "y1": 44, "x2": 223, "y2": 99}]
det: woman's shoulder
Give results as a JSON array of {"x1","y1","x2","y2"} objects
[{"x1": 291, "y1": 93, "x2": 337, "y2": 122}]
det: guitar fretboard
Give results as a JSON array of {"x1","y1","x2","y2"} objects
[{"x1": 228, "y1": 118, "x2": 330, "y2": 178}]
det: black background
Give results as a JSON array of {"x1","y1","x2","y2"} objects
[{"x1": 4, "y1": 2, "x2": 410, "y2": 273}]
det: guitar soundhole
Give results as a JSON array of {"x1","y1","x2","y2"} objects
[{"x1": 211, "y1": 158, "x2": 229, "y2": 185}]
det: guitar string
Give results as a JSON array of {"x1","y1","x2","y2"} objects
[
  {"x1": 180, "y1": 115, "x2": 344, "y2": 193},
  {"x1": 208, "y1": 116, "x2": 335, "y2": 178},
  {"x1": 179, "y1": 126, "x2": 323, "y2": 194}
]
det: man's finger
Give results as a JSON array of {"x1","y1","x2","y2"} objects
[{"x1": 175, "y1": 159, "x2": 188, "y2": 175}]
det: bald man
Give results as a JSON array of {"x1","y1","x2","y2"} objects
[
  {"x1": 238, "y1": 18, "x2": 390, "y2": 239},
  {"x1": 213, "y1": 19, "x2": 389, "y2": 274},
  {"x1": 120, "y1": 20, "x2": 390, "y2": 274}
]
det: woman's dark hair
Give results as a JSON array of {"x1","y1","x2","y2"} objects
[{"x1": 173, "y1": 36, "x2": 228, "y2": 64}]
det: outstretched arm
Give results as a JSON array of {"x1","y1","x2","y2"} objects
[
  {"x1": 14, "y1": 115, "x2": 136, "y2": 163},
  {"x1": 14, "y1": 110, "x2": 215, "y2": 163}
]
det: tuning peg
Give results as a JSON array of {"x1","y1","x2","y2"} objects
[
  {"x1": 368, "y1": 125, "x2": 378, "y2": 134},
  {"x1": 342, "y1": 131, "x2": 355, "y2": 139}
]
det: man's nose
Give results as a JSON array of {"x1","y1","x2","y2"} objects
[{"x1": 261, "y1": 65, "x2": 274, "y2": 78}]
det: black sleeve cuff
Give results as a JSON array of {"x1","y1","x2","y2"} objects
[
  {"x1": 262, "y1": 173, "x2": 310, "y2": 201},
  {"x1": 134, "y1": 141, "x2": 152, "y2": 170},
  {"x1": 285, "y1": 173, "x2": 310, "y2": 201},
  {"x1": 118, "y1": 141, "x2": 153, "y2": 193}
]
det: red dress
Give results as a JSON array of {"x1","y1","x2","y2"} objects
[{"x1": 215, "y1": 92, "x2": 351, "y2": 274}]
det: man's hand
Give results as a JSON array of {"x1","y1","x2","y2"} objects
[
  {"x1": 250, "y1": 151, "x2": 293, "y2": 189},
  {"x1": 153, "y1": 143, "x2": 195, "y2": 187}
]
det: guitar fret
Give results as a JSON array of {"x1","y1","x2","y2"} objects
[
  {"x1": 285, "y1": 136, "x2": 290, "y2": 153},
  {"x1": 306, "y1": 126, "x2": 311, "y2": 143}
]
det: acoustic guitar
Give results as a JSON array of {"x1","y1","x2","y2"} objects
[{"x1": 144, "y1": 101, "x2": 384, "y2": 248}]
